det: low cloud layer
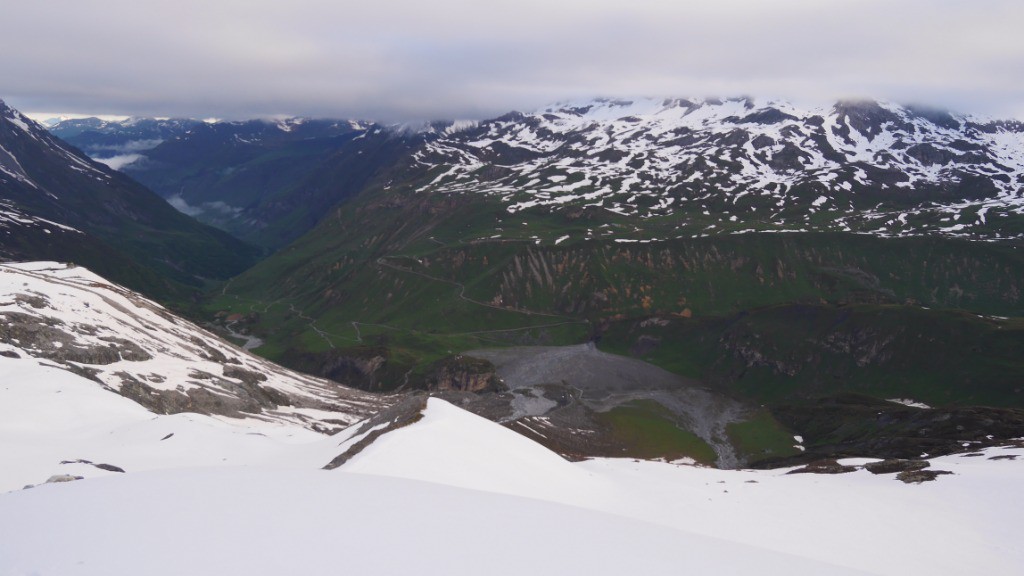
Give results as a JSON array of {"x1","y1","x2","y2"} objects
[{"x1": 4, "y1": 0, "x2": 1023, "y2": 121}]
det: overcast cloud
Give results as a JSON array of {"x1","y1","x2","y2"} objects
[{"x1": 3, "y1": 0, "x2": 1023, "y2": 121}]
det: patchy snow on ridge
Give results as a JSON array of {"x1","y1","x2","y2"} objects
[
  {"x1": 0, "y1": 201, "x2": 80, "y2": 234},
  {"x1": 887, "y1": 398, "x2": 932, "y2": 409},
  {"x1": 0, "y1": 262, "x2": 385, "y2": 431},
  {"x1": 413, "y1": 97, "x2": 1024, "y2": 241}
]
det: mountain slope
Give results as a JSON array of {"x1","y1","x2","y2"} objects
[
  {"x1": 208, "y1": 97, "x2": 1024, "y2": 464},
  {"x1": 116, "y1": 119, "x2": 431, "y2": 248},
  {"x1": 0, "y1": 100, "x2": 260, "y2": 296},
  {"x1": 0, "y1": 262, "x2": 386, "y2": 433}
]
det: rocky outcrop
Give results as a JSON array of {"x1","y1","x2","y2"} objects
[
  {"x1": 425, "y1": 355, "x2": 502, "y2": 393},
  {"x1": 896, "y1": 469, "x2": 954, "y2": 484},
  {"x1": 0, "y1": 311, "x2": 151, "y2": 365},
  {"x1": 786, "y1": 459, "x2": 858, "y2": 475},
  {"x1": 323, "y1": 395, "x2": 428, "y2": 469},
  {"x1": 864, "y1": 459, "x2": 930, "y2": 475}
]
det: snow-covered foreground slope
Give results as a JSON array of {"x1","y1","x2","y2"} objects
[
  {"x1": 0, "y1": 355, "x2": 354, "y2": 491},
  {"x1": 342, "y1": 399, "x2": 1024, "y2": 576},
  {"x1": 0, "y1": 468, "x2": 875, "y2": 576},
  {"x1": 0, "y1": 361, "x2": 863, "y2": 576},
  {"x1": 1, "y1": 263, "x2": 1022, "y2": 575},
  {"x1": 2, "y1": 383, "x2": 1021, "y2": 575}
]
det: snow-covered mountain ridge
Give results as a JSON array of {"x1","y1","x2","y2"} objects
[
  {"x1": 414, "y1": 97, "x2": 1024, "y2": 240},
  {"x1": 0, "y1": 262, "x2": 386, "y2": 431}
]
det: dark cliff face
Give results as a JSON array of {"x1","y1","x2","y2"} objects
[{"x1": 425, "y1": 356, "x2": 502, "y2": 393}]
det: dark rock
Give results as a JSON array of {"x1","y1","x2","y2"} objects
[
  {"x1": 94, "y1": 463, "x2": 126, "y2": 473},
  {"x1": 98, "y1": 337, "x2": 151, "y2": 361},
  {"x1": 740, "y1": 108, "x2": 798, "y2": 125},
  {"x1": 905, "y1": 143, "x2": 956, "y2": 166},
  {"x1": 864, "y1": 459, "x2": 929, "y2": 475},
  {"x1": 786, "y1": 459, "x2": 858, "y2": 475},
  {"x1": 767, "y1": 142, "x2": 809, "y2": 172},
  {"x1": 60, "y1": 459, "x2": 125, "y2": 473},
  {"x1": 426, "y1": 355, "x2": 503, "y2": 393},
  {"x1": 223, "y1": 365, "x2": 268, "y2": 384},
  {"x1": 284, "y1": 346, "x2": 391, "y2": 391},
  {"x1": 0, "y1": 311, "x2": 150, "y2": 364},
  {"x1": 15, "y1": 293, "x2": 49, "y2": 309},
  {"x1": 323, "y1": 395, "x2": 428, "y2": 469},
  {"x1": 896, "y1": 469, "x2": 954, "y2": 484}
]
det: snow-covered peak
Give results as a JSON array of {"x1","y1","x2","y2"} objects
[
  {"x1": 414, "y1": 96, "x2": 1024, "y2": 241},
  {"x1": 273, "y1": 116, "x2": 305, "y2": 132}
]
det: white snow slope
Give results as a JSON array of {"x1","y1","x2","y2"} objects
[{"x1": 1, "y1": 264, "x2": 1022, "y2": 576}]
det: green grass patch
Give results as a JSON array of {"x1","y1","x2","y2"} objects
[
  {"x1": 596, "y1": 400, "x2": 717, "y2": 464},
  {"x1": 726, "y1": 410, "x2": 802, "y2": 463}
]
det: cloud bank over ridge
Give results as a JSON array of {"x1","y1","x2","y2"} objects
[{"x1": 3, "y1": 0, "x2": 1023, "y2": 121}]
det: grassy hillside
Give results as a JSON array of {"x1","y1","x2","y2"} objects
[{"x1": 207, "y1": 171, "x2": 1024, "y2": 409}]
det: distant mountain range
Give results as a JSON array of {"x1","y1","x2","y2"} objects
[
  {"x1": 50, "y1": 97, "x2": 1024, "y2": 249},
  {"x1": 0, "y1": 100, "x2": 259, "y2": 299},
  {"x1": 46, "y1": 116, "x2": 201, "y2": 170},
  {"x1": 51, "y1": 115, "x2": 432, "y2": 248}
]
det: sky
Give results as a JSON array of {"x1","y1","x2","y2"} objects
[{"x1": 3, "y1": 0, "x2": 1023, "y2": 122}]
